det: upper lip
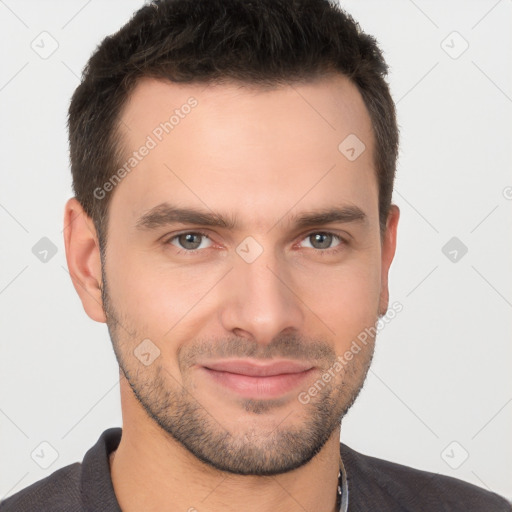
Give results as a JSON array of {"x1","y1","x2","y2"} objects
[{"x1": 201, "y1": 359, "x2": 314, "y2": 377}]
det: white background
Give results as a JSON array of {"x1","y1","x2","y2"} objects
[{"x1": 1, "y1": 0, "x2": 511, "y2": 503}]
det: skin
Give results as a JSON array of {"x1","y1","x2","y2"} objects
[{"x1": 63, "y1": 74, "x2": 399, "y2": 512}]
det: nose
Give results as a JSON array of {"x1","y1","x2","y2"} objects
[{"x1": 218, "y1": 244, "x2": 305, "y2": 345}]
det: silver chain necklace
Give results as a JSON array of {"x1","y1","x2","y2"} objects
[{"x1": 336, "y1": 455, "x2": 349, "y2": 512}]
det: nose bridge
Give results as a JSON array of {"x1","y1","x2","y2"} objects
[{"x1": 219, "y1": 240, "x2": 304, "y2": 343}]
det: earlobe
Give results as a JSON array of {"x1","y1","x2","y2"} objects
[
  {"x1": 63, "y1": 198, "x2": 107, "y2": 323},
  {"x1": 378, "y1": 204, "x2": 400, "y2": 317}
]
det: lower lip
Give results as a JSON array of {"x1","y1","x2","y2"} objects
[{"x1": 201, "y1": 367, "x2": 315, "y2": 399}]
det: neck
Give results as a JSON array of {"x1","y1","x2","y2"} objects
[{"x1": 110, "y1": 380, "x2": 342, "y2": 512}]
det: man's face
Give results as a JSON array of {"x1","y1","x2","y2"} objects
[{"x1": 98, "y1": 75, "x2": 397, "y2": 475}]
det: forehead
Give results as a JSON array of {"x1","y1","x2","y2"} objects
[{"x1": 110, "y1": 76, "x2": 378, "y2": 232}]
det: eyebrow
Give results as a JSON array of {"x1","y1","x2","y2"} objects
[{"x1": 135, "y1": 202, "x2": 367, "y2": 232}]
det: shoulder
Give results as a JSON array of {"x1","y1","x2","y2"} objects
[
  {"x1": 0, "y1": 427, "x2": 122, "y2": 512},
  {"x1": 0, "y1": 463, "x2": 82, "y2": 512},
  {"x1": 340, "y1": 443, "x2": 511, "y2": 511}
]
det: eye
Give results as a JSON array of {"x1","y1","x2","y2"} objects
[
  {"x1": 166, "y1": 231, "x2": 213, "y2": 253},
  {"x1": 298, "y1": 232, "x2": 345, "y2": 252},
  {"x1": 164, "y1": 230, "x2": 347, "y2": 256}
]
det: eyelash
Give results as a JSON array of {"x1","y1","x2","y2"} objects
[{"x1": 164, "y1": 230, "x2": 348, "y2": 256}]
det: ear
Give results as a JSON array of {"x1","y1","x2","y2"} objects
[
  {"x1": 378, "y1": 204, "x2": 400, "y2": 316},
  {"x1": 63, "y1": 197, "x2": 106, "y2": 323}
]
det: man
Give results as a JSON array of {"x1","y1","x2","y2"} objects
[{"x1": 1, "y1": 0, "x2": 509, "y2": 510}]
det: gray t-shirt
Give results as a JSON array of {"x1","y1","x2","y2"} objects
[{"x1": 1, "y1": 427, "x2": 510, "y2": 511}]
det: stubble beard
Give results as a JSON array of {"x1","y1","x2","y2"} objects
[{"x1": 101, "y1": 269, "x2": 375, "y2": 476}]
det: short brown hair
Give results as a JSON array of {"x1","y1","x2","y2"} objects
[{"x1": 68, "y1": 0, "x2": 398, "y2": 249}]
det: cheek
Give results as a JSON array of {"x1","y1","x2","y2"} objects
[
  {"x1": 293, "y1": 254, "x2": 381, "y2": 343},
  {"x1": 106, "y1": 247, "x2": 226, "y2": 334},
  {"x1": 106, "y1": 232, "x2": 382, "y2": 346}
]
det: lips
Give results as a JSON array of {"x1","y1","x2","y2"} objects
[
  {"x1": 199, "y1": 359, "x2": 315, "y2": 399},
  {"x1": 203, "y1": 359, "x2": 313, "y2": 376}
]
